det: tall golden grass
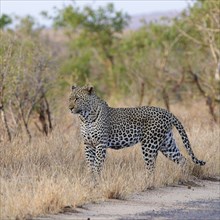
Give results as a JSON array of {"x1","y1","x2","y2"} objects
[{"x1": 0, "y1": 101, "x2": 219, "y2": 219}]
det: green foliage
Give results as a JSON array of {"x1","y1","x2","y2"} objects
[
  {"x1": 1, "y1": 0, "x2": 219, "y2": 135},
  {"x1": 0, "y1": 14, "x2": 12, "y2": 29},
  {"x1": 52, "y1": 3, "x2": 130, "y2": 94},
  {"x1": 0, "y1": 26, "x2": 56, "y2": 139},
  {"x1": 54, "y1": 3, "x2": 130, "y2": 33},
  {"x1": 176, "y1": 1, "x2": 220, "y2": 101},
  {"x1": 46, "y1": 0, "x2": 219, "y2": 112},
  {"x1": 15, "y1": 15, "x2": 43, "y2": 36}
]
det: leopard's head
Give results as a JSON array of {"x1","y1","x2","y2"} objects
[{"x1": 69, "y1": 85, "x2": 94, "y2": 115}]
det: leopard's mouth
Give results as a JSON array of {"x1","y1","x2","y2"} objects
[
  {"x1": 70, "y1": 108, "x2": 81, "y2": 114},
  {"x1": 69, "y1": 108, "x2": 75, "y2": 113}
]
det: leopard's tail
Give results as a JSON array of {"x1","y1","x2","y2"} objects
[{"x1": 171, "y1": 113, "x2": 206, "y2": 166}]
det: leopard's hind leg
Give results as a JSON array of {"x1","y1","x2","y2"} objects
[
  {"x1": 159, "y1": 130, "x2": 186, "y2": 166},
  {"x1": 141, "y1": 132, "x2": 161, "y2": 173}
]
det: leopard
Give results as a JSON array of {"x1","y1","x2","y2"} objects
[{"x1": 69, "y1": 85, "x2": 205, "y2": 176}]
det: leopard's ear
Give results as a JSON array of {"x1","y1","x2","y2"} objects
[
  {"x1": 86, "y1": 86, "x2": 94, "y2": 94},
  {"x1": 72, "y1": 85, "x2": 77, "y2": 91}
]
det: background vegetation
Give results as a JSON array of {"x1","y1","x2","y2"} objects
[
  {"x1": 0, "y1": 0, "x2": 219, "y2": 141},
  {"x1": 0, "y1": 0, "x2": 219, "y2": 219}
]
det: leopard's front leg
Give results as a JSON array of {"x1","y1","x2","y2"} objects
[
  {"x1": 94, "y1": 144, "x2": 107, "y2": 176},
  {"x1": 85, "y1": 145, "x2": 96, "y2": 174}
]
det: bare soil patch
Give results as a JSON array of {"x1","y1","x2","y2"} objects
[{"x1": 36, "y1": 178, "x2": 220, "y2": 220}]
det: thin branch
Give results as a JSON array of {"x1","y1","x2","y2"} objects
[
  {"x1": 188, "y1": 69, "x2": 220, "y2": 103},
  {"x1": 177, "y1": 26, "x2": 207, "y2": 46}
]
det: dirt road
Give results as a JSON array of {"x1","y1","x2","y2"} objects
[{"x1": 37, "y1": 178, "x2": 220, "y2": 220}]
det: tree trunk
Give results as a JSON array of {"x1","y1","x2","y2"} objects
[
  {"x1": 206, "y1": 97, "x2": 217, "y2": 122},
  {"x1": 0, "y1": 104, "x2": 12, "y2": 142},
  {"x1": 138, "y1": 82, "x2": 145, "y2": 106},
  {"x1": 38, "y1": 100, "x2": 48, "y2": 136},
  {"x1": 44, "y1": 96, "x2": 52, "y2": 132},
  {"x1": 162, "y1": 88, "x2": 170, "y2": 111}
]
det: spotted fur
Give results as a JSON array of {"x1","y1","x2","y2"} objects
[{"x1": 69, "y1": 86, "x2": 205, "y2": 175}]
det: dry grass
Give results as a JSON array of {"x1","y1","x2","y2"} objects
[{"x1": 0, "y1": 101, "x2": 219, "y2": 219}]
